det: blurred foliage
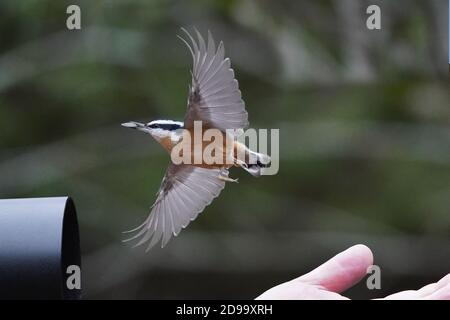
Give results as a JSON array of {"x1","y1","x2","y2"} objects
[{"x1": 0, "y1": 0, "x2": 449, "y2": 299}]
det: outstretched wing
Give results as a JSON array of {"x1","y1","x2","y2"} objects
[
  {"x1": 179, "y1": 28, "x2": 249, "y2": 133},
  {"x1": 124, "y1": 164, "x2": 227, "y2": 251}
]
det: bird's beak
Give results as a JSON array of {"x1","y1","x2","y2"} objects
[{"x1": 121, "y1": 121, "x2": 150, "y2": 133}]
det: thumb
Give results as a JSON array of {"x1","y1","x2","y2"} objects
[{"x1": 297, "y1": 244, "x2": 374, "y2": 293}]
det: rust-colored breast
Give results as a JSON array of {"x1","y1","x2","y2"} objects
[
  {"x1": 159, "y1": 136, "x2": 176, "y2": 152},
  {"x1": 165, "y1": 128, "x2": 237, "y2": 169}
]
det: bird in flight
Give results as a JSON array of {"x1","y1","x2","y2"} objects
[{"x1": 122, "y1": 28, "x2": 270, "y2": 251}]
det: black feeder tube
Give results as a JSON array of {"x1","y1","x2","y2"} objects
[{"x1": 0, "y1": 197, "x2": 81, "y2": 299}]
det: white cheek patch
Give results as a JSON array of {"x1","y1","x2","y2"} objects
[
  {"x1": 170, "y1": 130, "x2": 184, "y2": 144},
  {"x1": 151, "y1": 128, "x2": 167, "y2": 140}
]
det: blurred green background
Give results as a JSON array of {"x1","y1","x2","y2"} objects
[{"x1": 0, "y1": 0, "x2": 449, "y2": 299}]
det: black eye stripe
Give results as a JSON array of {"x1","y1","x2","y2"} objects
[
  {"x1": 148, "y1": 123, "x2": 183, "y2": 130},
  {"x1": 160, "y1": 124, "x2": 182, "y2": 130}
]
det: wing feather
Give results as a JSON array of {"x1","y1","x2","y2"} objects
[
  {"x1": 124, "y1": 164, "x2": 226, "y2": 250},
  {"x1": 180, "y1": 28, "x2": 249, "y2": 132}
]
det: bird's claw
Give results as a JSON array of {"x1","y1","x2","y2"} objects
[
  {"x1": 234, "y1": 158, "x2": 248, "y2": 169},
  {"x1": 218, "y1": 175, "x2": 239, "y2": 183}
]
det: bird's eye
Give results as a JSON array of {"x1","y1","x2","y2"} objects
[{"x1": 148, "y1": 123, "x2": 158, "y2": 129}]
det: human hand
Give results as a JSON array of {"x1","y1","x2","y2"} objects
[{"x1": 256, "y1": 244, "x2": 450, "y2": 300}]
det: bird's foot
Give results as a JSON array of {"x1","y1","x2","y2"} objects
[
  {"x1": 234, "y1": 158, "x2": 248, "y2": 169},
  {"x1": 218, "y1": 174, "x2": 239, "y2": 183}
]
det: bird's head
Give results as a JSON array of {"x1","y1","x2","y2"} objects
[{"x1": 121, "y1": 120, "x2": 184, "y2": 141}]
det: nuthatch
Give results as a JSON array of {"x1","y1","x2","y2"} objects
[{"x1": 122, "y1": 28, "x2": 270, "y2": 251}]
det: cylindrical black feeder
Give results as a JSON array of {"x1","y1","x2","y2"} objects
[{"x1": 0, "y1": 197, "x2": 81, "y2": 299}]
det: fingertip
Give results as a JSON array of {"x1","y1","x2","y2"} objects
[
  {"x1": 297, "y1": 244, "x2": 375, "y2": 293},
  {"x1": 346, "y1": 244, "x2": 374, "y2": 267}
]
